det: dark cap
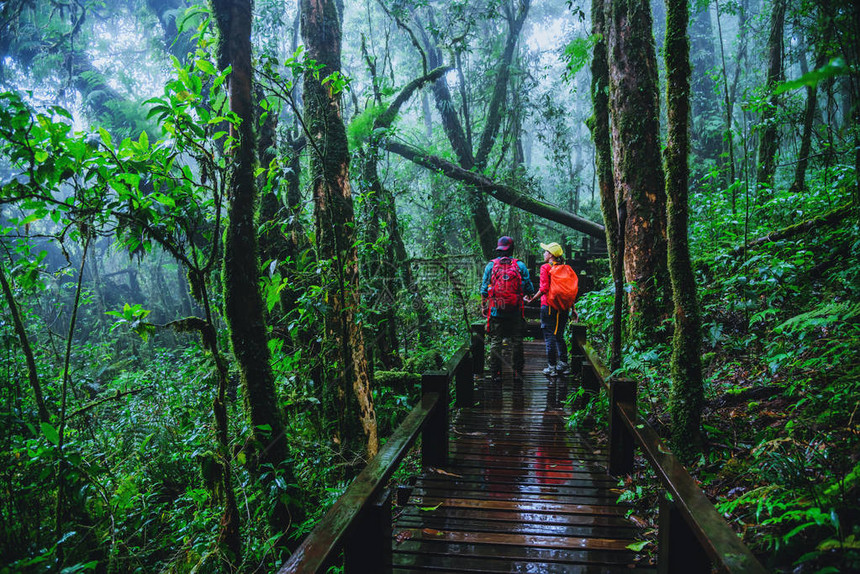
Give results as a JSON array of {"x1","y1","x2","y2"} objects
[{"x1": 496, "y1": 236, "x2": 514, "y2": 251}]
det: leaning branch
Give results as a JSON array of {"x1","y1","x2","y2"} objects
[
  {"x1": 730, "y1": 202, "x2": 855, "y2": 257},
  {"x1": 375, "y1": 66, "x2": 450, "y2": 129},
  {"x1": 69, "y1": 387, "x2": 151, "y2": 420},
  {"x1": 383, "y1": 140, "x2": 605, "y2": 239}
]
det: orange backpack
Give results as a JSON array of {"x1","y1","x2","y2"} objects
[{"x1": 547, "y1": 264, "x2": 579, "y2": 311}]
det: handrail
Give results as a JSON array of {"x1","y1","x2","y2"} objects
[
  {"x1": 277, "y1": 342, "x2": 473, "y2": 573},
  {"x1": 571, "y1": 327, "x2": 767, "y2": 574}
]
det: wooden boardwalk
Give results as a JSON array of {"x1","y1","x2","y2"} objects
[{"x1": 391, "y1": 341, "x2": 654, "y2": 573}]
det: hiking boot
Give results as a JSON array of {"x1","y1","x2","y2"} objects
[
  {"x1": 556, "y1": 360, "x2": 569, "y2": 374},
  {"x1": 543, "y1": 364, "x2": 557, "y2": 376}
]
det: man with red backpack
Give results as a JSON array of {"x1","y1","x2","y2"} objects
[
  {"x1": 481, "y1": 236, "x2": 536, "y2": 382},
  {"x1": 524, "y1": 241, "x2": 578, "y2": 376}
]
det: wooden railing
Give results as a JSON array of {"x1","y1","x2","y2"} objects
[
  {"x1": 569, "y1": 325, "x2": 768, "y2": 574},
  {"x1": 276, "y1": 343, "x2": 474, "y2": 574}
]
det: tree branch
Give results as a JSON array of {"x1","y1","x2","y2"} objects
[
  {"x1": 383, "y1": 139, "x2": 605, "y2": 238},
  {"x1": 375, "y1": 65, "x2": 451, "y2": 129},
  {"x1": 69, "y1": 387, "x2": 151, "y2": 419},
  {"x1": 729, "y1": 202, "x2": 856, "y2": 258}
]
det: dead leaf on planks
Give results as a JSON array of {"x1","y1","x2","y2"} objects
[{"x1": 428, "y1": 467, "x2": 462, "y2": 478}]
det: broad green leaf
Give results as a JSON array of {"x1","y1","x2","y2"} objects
[
  {"x1": 41, "y1": 422, "x2": 59, "y2": 445},
  {"x1": 98, "y1": 127, "x2": 113, "y2": 148},
  {"x1": 775, "y1": 58, "x2": 849, "y2": 95},
  {"x1": 626, "y1": 540, "x2": 650, "y2": 552},
  {"x1": 196, "y1": 59, "x2": 216, "y2": 75}
]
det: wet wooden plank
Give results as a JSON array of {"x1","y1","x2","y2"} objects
[
  {"x1": 395, "y1": 514, "x2": 637, "y2": 538},
  {"x1": 392, "y1": 528, "x2": 634, "y2": 551},
  {"x1": 392, "y1": 539, "x2": 644, "y2": 566},
  {"x1": 397, "y1": 506, "x2": 636, "y2": 529}
]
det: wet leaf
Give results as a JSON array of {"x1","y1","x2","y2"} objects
[
  {"x1": 419, "y1": 502, "x2": 443, "y2": 512},
  {"x1": 626, "y1": 540, "x2": 650, "y2": 552}
]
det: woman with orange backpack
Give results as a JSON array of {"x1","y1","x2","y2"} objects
[{"x1": 524, "y1": 241, "x2": 579, "y2": 376}]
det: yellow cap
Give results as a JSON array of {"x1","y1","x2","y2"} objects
[{"x1": 540, "y1": 242, "x2": 564, "y2": 257}]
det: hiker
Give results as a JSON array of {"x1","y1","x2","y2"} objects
[
  {"x1": 524, "y1": 241, "x2": 579, "y2": 376},
  {"x1": 481, "y1": 236, "x2": 535, "y2": 382}
]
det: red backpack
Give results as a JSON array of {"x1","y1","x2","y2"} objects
[{"x1": 489, "y1": 257, "x2": 523, "y2": 312}]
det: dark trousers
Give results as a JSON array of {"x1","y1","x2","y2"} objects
[
  {"x1": 540, "y1": 305, "x2": 569, "y2": 365},
  {"x1": 487, "y1": 314, "x2": 524, "y2": 376}
]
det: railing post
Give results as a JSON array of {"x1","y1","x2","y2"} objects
[
  {"x1": 581, "y1": 361, "x2": 599, "y2": 394},
  {"x1": 658, "y1": 495, "x2": 711, "y2": 574},
  {"x1": 344, "y1": 487, "x2": 393, "y2": 574},
  {"x1": 422, "y1": 371, "x2": 449, "y2": 467},
  {"x1": 470, "y1": 322, "x2": 485, "y2": 376},
  {"x1": 569, "y1": 324, "x2": 587, "y2": 378},
  {"x1": 608, "y1": 377, "x2": 637, "y2": 476},
  {"x1": 455, "y1": 352, "x2": 474, "y2": 407}
]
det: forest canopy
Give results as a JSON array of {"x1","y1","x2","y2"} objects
[{"x1": 0, "y1": 0, "x2": 857, "y2": 572}]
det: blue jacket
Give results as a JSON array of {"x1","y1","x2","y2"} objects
[{"x1": 481, "y1": 258, "x2": 535, "y2": 317}]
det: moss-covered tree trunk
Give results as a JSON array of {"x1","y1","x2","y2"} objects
[
  {"x1": 211, "y1": 0, "x2": 302, "y2": 550},
  {"x1": 755, "y1": 0, "x2": 786, "y2": 203},
  {"x1": 606, "y1": 0, "x2": 669, "y2": 334},
  {"x1": 588, "y1": 0, "x2": 625, "y2": 367},
  {"x1": 664, "y1": 0, "x2": 704, "y2": 458},
  {"x1": 302, "y1": 0, "x2": 378, "y2": 460}
]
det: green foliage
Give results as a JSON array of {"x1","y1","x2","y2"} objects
[
  {"x1": 347, "y1": 103, "x2": 387, "y2": 149},
  {"x1": 775, "y1": 58, "x2": 850, "y2": 95},
  {"x1": 565, "y1": 386, "x2": 608, "y2": 430},
  {"x1": 561, "y1": 34, "x2": 600, "y2": 83},
  {"x1": 106, "y1": 303, "x2": 155, "y2": 341}
]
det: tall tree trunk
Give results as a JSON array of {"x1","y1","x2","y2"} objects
[
  {"x1": 715, "y1": 0, "x2": 743, "y2": 198},
  {"x1": 690, "y1": 1, "x2": 721, "y2": 161},
  {"x1": 0, "y1": 264, "x2": 49, "y2": 422},
  {"x1": 606, "y1": 0, "x2": 670, "y2": 334},
  {"x1": 212, "y1": 0, "x2": 298, "y2": 553},
  {"x1": 302, "y1": 0, "x2": 378, "y2": 460},
  {"x1": 789, "y1": 39, "x2": 823, "y2": 194},
  {"x1": 588, "y1": 0, "x2": 623, "y2": 367},
  {"x1": 755, "y1": 0, "x2": 786, "y2": 202},
  {"x1": 665, "y1": 0, "x2": 704, "y2": 458},
  {"x1": 588, "y1": 0, "x2": 619, "y2": 280}
]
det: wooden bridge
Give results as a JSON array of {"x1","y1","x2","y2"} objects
[{"x1": 278, "y1": 324, "x2": 767, "y2": 573}]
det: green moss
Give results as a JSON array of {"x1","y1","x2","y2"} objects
[{"x1": 347, "y1": 103, "x2": 387, "y2": 149}]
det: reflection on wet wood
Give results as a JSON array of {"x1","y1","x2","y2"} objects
[{"x1": 392, "y1": 341, "x2": 654, "y2": 573}]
